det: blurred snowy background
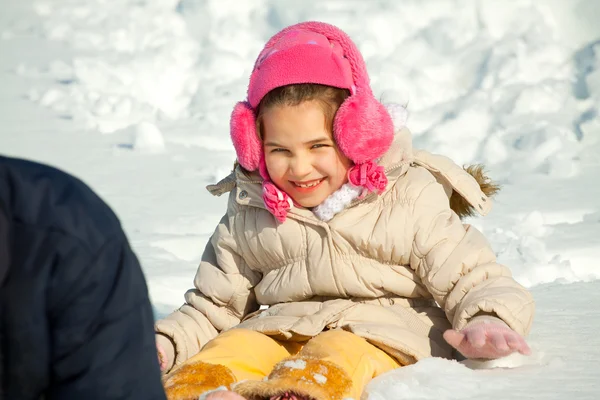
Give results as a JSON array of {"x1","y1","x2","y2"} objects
[{"x1": 1, "y1": 0, "x2": 599, "y2": 398}]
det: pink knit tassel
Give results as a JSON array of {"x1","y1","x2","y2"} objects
[
  {"x1": 262, "y1": 181, "x2": 293, "y2": 222},
  {"x1": 347, "y1": 161, "x2": 388, "y2": 194}
]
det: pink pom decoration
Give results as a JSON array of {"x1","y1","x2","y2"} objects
[
  {"x1": 348, "y1": 161, "x2": 388, "y2": 194},
  {"x1": 262, "y1": 181, "x2": 293, "y2": 223}
]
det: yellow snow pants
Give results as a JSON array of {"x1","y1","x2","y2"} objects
[{"x1": 163, "y1": 328, "x2": 401, "y2": 400}]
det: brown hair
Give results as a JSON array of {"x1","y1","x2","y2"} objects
[{"x1": 256, "y1": 83, "x2": 351, "y2": 139}]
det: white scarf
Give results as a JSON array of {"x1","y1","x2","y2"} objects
[{"x1": 312, "y1": 183, "x2": 363, "y2": 221}]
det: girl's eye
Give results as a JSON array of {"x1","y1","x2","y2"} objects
[
  {"x1": 311, "y1": 143, "x2": 328, "y2": 149},
  {"x1": 271, "y1": 148, "x2": 289, "y2": 153}
]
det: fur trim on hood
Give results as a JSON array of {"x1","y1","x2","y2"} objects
[{"x1": 452, "y1": 165, "x2": 500, "y2": 219}]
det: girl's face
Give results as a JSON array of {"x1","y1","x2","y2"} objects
[{"x1": 262, "y1": 100, "x2": 352, "y2": 208}]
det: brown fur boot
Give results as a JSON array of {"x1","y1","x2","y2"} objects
[
  {"x1": 233, "y1": 357, "x2": 352, "y2": 400},
  {"x1": 163, "y1": 361, "x2": 237, "y2": 400}
]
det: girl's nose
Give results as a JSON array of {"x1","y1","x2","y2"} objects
[{"x1": 290, "y1": 155, "x2": 313, "y2": 178}]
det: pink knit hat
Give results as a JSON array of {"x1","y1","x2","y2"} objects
[{"x1": 230, "y1": 21, "x2": 394, "y2": 222}]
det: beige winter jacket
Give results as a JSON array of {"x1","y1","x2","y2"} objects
[{"x1": 155, "y1": 127, "x2": 535, "y2": 370}]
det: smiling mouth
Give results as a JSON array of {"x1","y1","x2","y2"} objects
[{"x1": 292, "y1": 178, "x2": 325, "y2": 188}]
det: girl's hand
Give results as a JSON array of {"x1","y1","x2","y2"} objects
[
  {"x1": 156, "y1": 334, "x2": 176, "y2": 373},
  {"x1": 443, "y1": 316, "x2": 531, "y2": 359},
  {"x1": 157, "y1": 341, "x2": 168, "y2": 373}
]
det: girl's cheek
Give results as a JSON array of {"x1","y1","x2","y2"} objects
[
  {"x1": 319, "y1": 150, "x2": 341, "y2": 168},
  {"x1": 266, "y1": 156, "x2": 287, "y2": 177}
]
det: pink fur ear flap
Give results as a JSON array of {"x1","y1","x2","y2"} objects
[
  {"x1": 333, "y1": 91, "x2": 394, "y2": 164},
  {"x1": 230, "y1": 101, "x2": 261, "y2": 171}
]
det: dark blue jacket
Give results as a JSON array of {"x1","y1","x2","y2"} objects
[{"x1": 0, "y1": 156, "x2": 166, "y2": 400}]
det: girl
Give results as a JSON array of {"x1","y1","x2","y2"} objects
[{"x1": 155, "y1": 22, "x2": 534, "y2": 400}]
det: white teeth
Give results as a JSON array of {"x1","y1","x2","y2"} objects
[{"x1": 295, "y1": 179, "x2": 322, "y2": 188}]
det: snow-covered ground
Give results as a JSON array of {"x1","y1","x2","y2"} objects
[{"x1": 1, "y1": 0, "x2": 599, "y2": 398}]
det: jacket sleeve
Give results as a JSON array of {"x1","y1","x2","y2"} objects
[
  {"x1": 48, "y1": 232, "x2": 166, "y2": 400},
  {"x1": 409, "y1": 169, "x2": 535, "y2": 336},
  {"x1": 155, "y1": 200, "x2": 262, "y2": 368}
]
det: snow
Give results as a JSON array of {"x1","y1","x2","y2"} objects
[
  {"x1": 312, "y1": 373, "x2": 327, "y2": 384},
  {"x1": 366, "y1": 281, "x2": 600, "y2": 400},
  {"x1": 1, "y1": 0, "x2": 599, "y2": 399},
  {"x1": 198, "y1": 386, "x2": 228, "y2": 400},
  {"x1": 124, "y1": 121, "x2": 166, "y2": 153},
  {"x1": 283, "y1": 359, "x2": 307, "y2": 371}
]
